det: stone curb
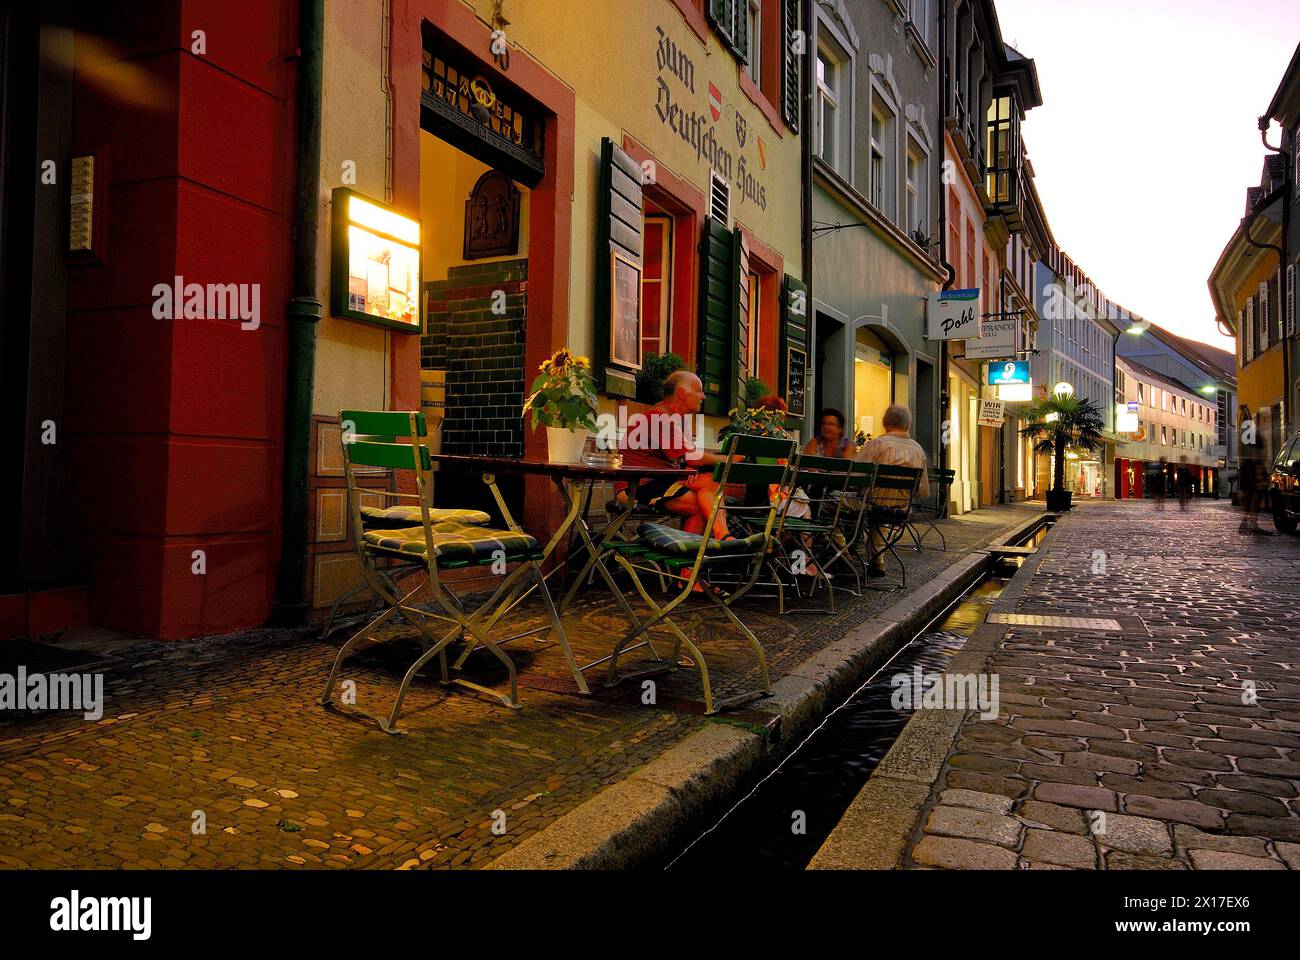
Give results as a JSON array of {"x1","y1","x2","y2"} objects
[
  {"x1": 808, "y1": 510, "x2": 1066, "y2": 870},
  {"x1": 486, "y1": 510, "x2": 1047, "y2": 870}
]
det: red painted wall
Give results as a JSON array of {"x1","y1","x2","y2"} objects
[{"x1": 63, "y1": 0, "x2": 294, "y2": 638}]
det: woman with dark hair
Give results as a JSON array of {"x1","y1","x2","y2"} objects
[{"x1": 805, "y1": 407, "x2": 856, "y2": 459}]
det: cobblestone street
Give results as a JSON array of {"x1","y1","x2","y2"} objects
[
  {"x1": 899, "y1": 500, "x2": 1300, "y2": 870},
  {"x1": 0, "y1": 507, "x2": 1031, "y2": 870}
]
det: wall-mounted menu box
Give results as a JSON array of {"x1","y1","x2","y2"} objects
[{"x1": 330, "y1": 187, "x2": 422, "y2": 332}]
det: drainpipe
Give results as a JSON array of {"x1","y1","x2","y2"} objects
[
  {"x1": 802, "y1": 0, "x2": 814, "y2": 439},
  {"x1": 936, "y1": 0, "x2": 957, "y2": 473},
  {"x1": 273, "y1": 0, "x2": 325, "y2": 624}
]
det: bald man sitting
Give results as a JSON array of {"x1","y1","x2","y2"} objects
[{"x1": 618, "y1": 370, "x2": 731, "y2": 541}]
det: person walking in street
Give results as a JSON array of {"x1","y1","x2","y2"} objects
[
  {"x1": 1176, "y1": 456, "x2": 1193, "y2": 511},
  {"x1": 854, "y1": 404, "x2": 929, "y2": 577},
  {"x1": 1151, "y1": 457, "x2": 1168, "y2": 511}
]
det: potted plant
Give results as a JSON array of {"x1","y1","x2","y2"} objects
[
  {"x1": 1019, "y1": 394, "x2": 1105, "y2": 512},
  {"x1": 635, "y1": 351, "x2": 684, "y2": 404},
  {"x1": 522, "y1": 348, "x2": 599, "y2": 464}
]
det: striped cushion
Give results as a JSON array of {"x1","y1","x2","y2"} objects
[
  {"x1": 364, "y1": 521, "x2": 538, "y2": 562},
  {"x1": 637, "y1": 522, "x2": 767, "y2": 556},
  {"x1": 360, "y1": 505, "x2": 491, "y2": 528}
]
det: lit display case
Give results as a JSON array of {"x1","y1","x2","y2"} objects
[{"x1": 330, "y1": 187, "x2": 422, "y2": 332}]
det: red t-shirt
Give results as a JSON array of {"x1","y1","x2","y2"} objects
[{"x1": 618, "y1": 403, "x2": 697, "y2": 491}]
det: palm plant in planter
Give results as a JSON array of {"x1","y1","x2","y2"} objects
[{"x1": 1019, "y1": 394, "x2": 1106, "y2": 512}]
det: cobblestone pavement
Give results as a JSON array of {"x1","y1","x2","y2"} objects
[
  {"x1": 902, "y1": 499, "x2": 1300, "y2": 870},
  {"x1": 0, "y1": 505, "x2": 1033, "y2": 869}
]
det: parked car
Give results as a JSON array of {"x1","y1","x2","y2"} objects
[{"x1": 1269, "y1": 431, "x2": 1300, "y2": 534}]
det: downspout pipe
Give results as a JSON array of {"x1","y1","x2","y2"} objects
[
  {"x1": 274, "y1": 0, "x2": 325, "y2": 624},
  {"x1": 937, "y1": 0, "x2": 957, "y2": 473},
  {"x1": 802, "y1": 0, "x2": 814, "y2": 439}
]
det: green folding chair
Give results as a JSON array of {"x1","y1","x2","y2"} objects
[
  {"x1": 863, "y1": 465, "x2": 922, "y2": 587},
  {"x1": 907, "y1": 467, "x2": 955, "y2": 551},
  {"x1": 320, "y1": 410, "x2": 580, "y2": 732},
  {"x1": 819, "y1": 460, "x2": 877, "y2": 597},
  {"x1": 602, "y1": 433, "x2": 797, "y2": 714},
  {"x1": 761, "y1": 452, "x2": 856, "y2": 613}
]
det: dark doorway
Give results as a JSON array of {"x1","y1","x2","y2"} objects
[{"x1": 813, "y1": 311, "x2": 845, "y2": 429}]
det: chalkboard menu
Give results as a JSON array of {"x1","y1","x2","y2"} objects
[
  {"x1": 786, "y1": 346, "x2": 806, "y2": 417},
  {"x1": 610, "y1": 250, "x2": 642, "y2": 370}
]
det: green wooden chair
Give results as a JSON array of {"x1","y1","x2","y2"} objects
[
  {"x1": 907, "y1": 467, "x2": 956, "y2": 551},
  {"x1": 863, "y1": 465, "x2": 923, "y2": 587},
  {"x1": 602, "y1": 433, "x2": 797, "y2": 714},
  {"x1": 761, "y1": 452, "x2": 856, "y2": 613},
  {"x1": 319, "y1": 410, "x2": 580, "y2": 732}
]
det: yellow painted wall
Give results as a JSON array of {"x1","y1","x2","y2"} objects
[
  {"x1": 313, "y1": 0, "x2": 802, "y2": 416},
  {"x1": 420, "y1": 133, "x2": 531, "y2": 281},
  {"x1": 1233, "y1": 256, "x2": 1286, "y2": 418},
  {"x1": 460, "y1": 0, "x2": 804, "y2": 357},
  {"x1": 314, "y1": 1, "x2": 392, "y2": 416}
]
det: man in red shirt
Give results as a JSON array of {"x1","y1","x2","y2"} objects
[{"x1": 620, "y1": 370, "x2": 730, "y2": 540}]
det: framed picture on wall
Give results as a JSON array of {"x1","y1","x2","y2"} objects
[{"x1": 610, "y1": 249, "x2": 642, "y2": 371}]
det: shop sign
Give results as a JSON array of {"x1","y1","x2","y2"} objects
[
  {"x1": 965, "y1": 317, "x2": 1016, "y2": 360},
  {"x1": 1116, "y1": 411, "x2": 1139, "y2": 432},
  {"x1": 786, "y1": 347, "x2": 807, "y2": 417},
  {"x1": 977, "y1": 398, "x2": 1005, "y2": 427},
  {"x1": 986, "y1": 361, "x2": 1031, "y2": 386},
  {"x1": 330, "y1": 188, "x2": 422, "y2": 333},
  {"x1": 926, "y1": 289, "x2": 981, "y2": 341}
]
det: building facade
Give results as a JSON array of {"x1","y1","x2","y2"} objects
[
  {"x1": 939, "y1": 0, "x2": 1041, "y2": 514},
  {"x1": 808, "y1": 0, "x2": 944, "y2": 460},
  {"x1": 1114, "y1": 357, "x2": 1221, "y2": 499},
  {"x1": 1031, "y1": 249, "x2": 1122, "y2": 498}
]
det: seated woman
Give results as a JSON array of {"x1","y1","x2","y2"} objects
[{"x1": 804, "y1": 407, "x2": 856, "y2": 459}]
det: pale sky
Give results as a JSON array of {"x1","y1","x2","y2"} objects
[{"x1": 995, "y1": 0, "x2": 1300, "y2": 351}]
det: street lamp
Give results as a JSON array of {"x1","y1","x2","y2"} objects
[{"x1": 1053, "y1": 381, "x2": 1074, "y2": 398}]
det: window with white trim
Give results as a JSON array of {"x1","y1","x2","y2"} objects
[
  {"x1": 814, "y1": 38, "x2": 849, "y2": 178},
  {"x1": 744, "y1": 0, "x2": 762, "y2": 88},
  {"x1": 905, "y1": 135, "x2": 928, "y2": 239},
  {"x1": 869, "y1": 89, "x2": 897, "y2": 219}
]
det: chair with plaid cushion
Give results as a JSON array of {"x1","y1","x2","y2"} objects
[
  {"x1": 602, "y1": 433, "x2": 797, "y2": 714},
  {"x1": 320, "y1": 410, "x2": 581, "y2": 732}
]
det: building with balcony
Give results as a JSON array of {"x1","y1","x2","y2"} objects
[{"x1": 939, "y1": 0, "x2": 1041, "y2": 514}]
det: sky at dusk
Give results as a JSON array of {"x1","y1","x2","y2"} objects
[{"x1": 994, "y1": 0, "x2": 1300, "y2": 351}]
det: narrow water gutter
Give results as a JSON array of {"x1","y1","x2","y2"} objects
[{"x1": 661, "y1": 518, "x2": 1054, "y2": 871}]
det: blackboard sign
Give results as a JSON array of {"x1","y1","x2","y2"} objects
[
  {"x1": 610, "y1": 250, "x2": 642, "y2": 370},
  {"x1": 786, "y1": 346, "x2": 806, "y2": 417}
]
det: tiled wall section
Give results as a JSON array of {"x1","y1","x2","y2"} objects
[{"x1": 423, "y1": 258, "x2": 527, "y2": 456}]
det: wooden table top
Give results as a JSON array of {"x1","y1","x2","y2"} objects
[{"x1": 430, "y1": 453, "x2": 691, "y2": 482}]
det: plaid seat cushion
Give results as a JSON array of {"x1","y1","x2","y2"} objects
[
  {"x1": 360, "y1": 505, "x2": 491, "y2": 528},
  {"x1": 364, "y1": 521, "x2": 538, "y2": 562},
  {"x1": 637, "y1": 522, "x2": 767, "y2": 555}
]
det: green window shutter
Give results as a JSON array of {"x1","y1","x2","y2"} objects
[
  {"x1": 733, "y1": 0, "x2": 749, "y2": 65},
  {"x1": 733, "y1": 229, "x2": 751, "y2": 408},
  {"x1": 698, "y1": 217, "x2": 737, "y2": 417},
  {"x1": 782, "y1": 0, "x2": 800, "y2": 131},
  {"x1": 708, "y1": 0, "x2": 734, "y2": 48},
  {"x1": 780, "y1": 274, "x2": 809, "y2": 418},
  {"x1": 594, "y1": 137, "x2": 645, "y2": 395}
]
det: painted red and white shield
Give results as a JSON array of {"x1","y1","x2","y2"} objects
[{"x1": 708, "y1": 82, "x2": 722, "y2": 121}]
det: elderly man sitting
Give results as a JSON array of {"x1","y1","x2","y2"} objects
[
  {"x1": 618, "y1": 370, "x2": 731, "y2": 541},
  {"x1": 854, "y1": 404, "x2": 929, "y2": 577}
]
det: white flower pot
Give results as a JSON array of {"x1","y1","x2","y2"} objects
[{"x1": 546, "y1": 427, "x2": 588, "y2": 464}]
